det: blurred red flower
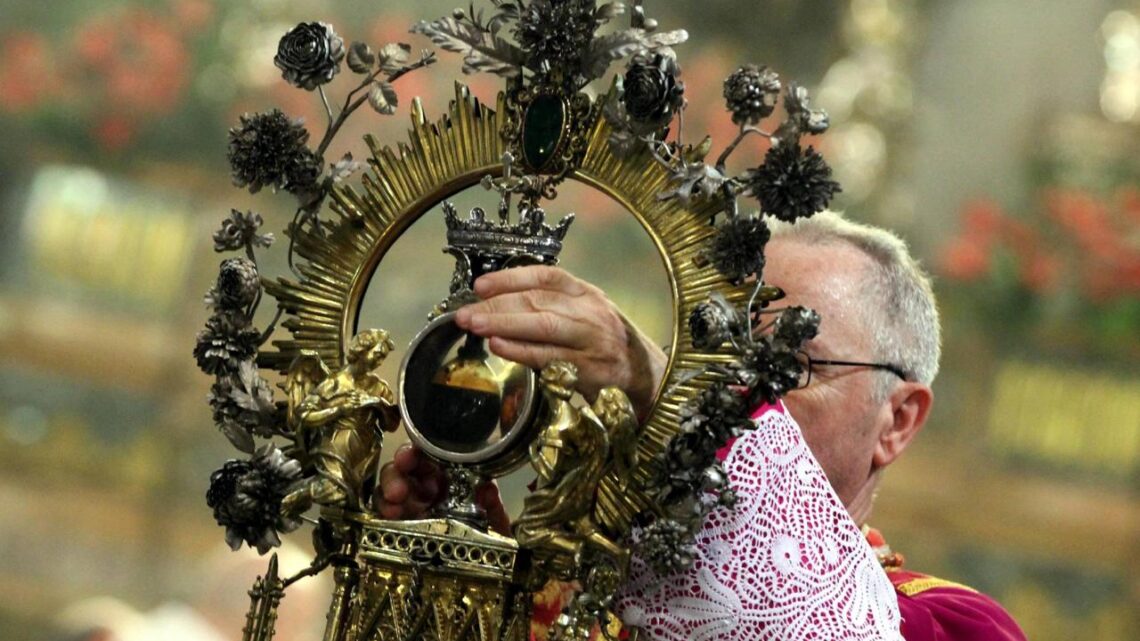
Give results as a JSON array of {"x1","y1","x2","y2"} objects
[
  {"x1": 939, "y1": 187, "x2": 1140, "y2": 302},
  {"x1": 0, "y1": 32, "x2": 59, "y2": 112},
  {"x1": 172, "y1": 0, "x2": 215, "y2": 33},
  {"x1": 93, "y1": 115, "x2": 136, "y2": 151},
  {"x1": 938, "y1": 237, "x2": 990, "y2": 282}
]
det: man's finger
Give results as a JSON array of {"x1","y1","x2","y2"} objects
[
  {"x1": 393, "y1": 443, "x2": 421, "y2": 475},
  {"x1": 465, "y1": 311, "x2": 590, "y2": 349},
  {"x1": 379, "y1": 466, "x2": 410, "y2": 504},
  {"x1": 486, "y1": 337, "x2": 576, "y2": 371},
  {"x1": 457, "y1": 289, "x2": 578, "y2": 326},
  {"x1": 473, "y1": 265, "x2": 588, "y2": 298},
  {"x1": 476, "y1": 481, "x2": 511, "y2": 536}
]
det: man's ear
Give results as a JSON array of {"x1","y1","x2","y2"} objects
[{"x1": 872, "y1": 382, "x2": 933, "y2": 469}]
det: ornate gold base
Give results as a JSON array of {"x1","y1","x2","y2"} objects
[{"x1": 319, "y1": 512, "x2": 532, "y2": 641}]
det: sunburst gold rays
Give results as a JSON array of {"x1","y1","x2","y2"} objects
[
  {"x1": 261, "y1": 83, "x2": 506, "y2": 372},
  {"x1": 259, "y1": 81, "x2": 746, "y2": 530},
  {"x1": 571, "y1": 100, "x2": 751, "y2": 534}
]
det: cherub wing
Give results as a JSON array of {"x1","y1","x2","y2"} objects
[
  {"x1": 591, "y1": 387, "x2": 643, "y2": 536},
  {"x1": 284, "y1": 350, "x2": 330, "y2": 442},
  {"x1": 595, "y1": 387, "x2": 639, "y2": 484}
]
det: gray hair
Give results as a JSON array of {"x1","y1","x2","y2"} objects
[{"x1": 767, "y1": 211, "x2": 941, "y2": 395}]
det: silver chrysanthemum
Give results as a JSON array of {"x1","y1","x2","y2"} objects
[
  {"x1": 745, "y1": 144, "x2": 840, "y2": 223},
  {"x1": 193, "y1": 311, "x2": 261, "y2": 377},
  {"x1": 637, "y1": 519, "x2": 699, "y2": 577},
  {"x1": 208, "y1": 360, "x2": 279, "y2": 453},
  {"x1": 213, "y1": 209, "x2": 274, "y2": 253},
  {"x1": 206, "y1": 445, "x2": 303, "y2": 554},
  {"x1": 227, "y1": 109, "x2": 321, "y2": 196},
  {"x1": 707, "y1": 214, "x2": 771, "y2": 284},
  {"x1": 723, "y1": 64, "x2": 781, "y2": 125}
]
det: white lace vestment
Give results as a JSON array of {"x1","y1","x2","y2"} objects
[{"x1": 617, "y1": 405, "x2": 903, "y2": 641}]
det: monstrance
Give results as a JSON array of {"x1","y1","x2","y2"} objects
[{"x1": 195, "y1": 2, "x2": 840, "y2": 640}]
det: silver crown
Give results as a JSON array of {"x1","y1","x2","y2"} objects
[{"x1": 442, "y1": 153, "x2": 574, "y2": 279}]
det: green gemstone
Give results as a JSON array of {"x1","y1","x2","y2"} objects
[{"x1": 522, "y1": 94, "x2": 566, "y2": 171}]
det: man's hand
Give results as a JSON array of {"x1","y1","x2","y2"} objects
[
  {"x1": 376, "y1": 444, "x2": 511, "y2": 535},
  {"x1": 455, "y1": 265, "x2": 668, "y2": 419}
]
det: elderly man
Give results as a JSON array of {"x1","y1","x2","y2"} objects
[{"x1": 378, "y1": 212, "x2": 1026, "y2": 640}]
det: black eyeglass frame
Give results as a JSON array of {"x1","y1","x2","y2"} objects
[{"x1": 795, "y1": 351, "x2": 909, "y2": 389}]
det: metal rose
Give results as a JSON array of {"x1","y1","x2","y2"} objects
[
  {"x1": 206, "y1": 445, "x2": 303, "y2": 554},
  {"x1": 688, "y1": 293, "x2": 740, "y2": 352},
  {"x1": 746, "y1": 144, "x2": 841, "y2": 223},
  {"x1": 213, "y1": 209, "x2": 274, "y2": 253},
  {"x1": 622, "y1": 54, "x2": 684, "y2": 123},
  {"x1": 708, "y1": 214, "x2": 771, "y2": 284},
  {"x1": 205, "y1": 257, "x2": 260, "y2": 310},
  {"x1": 723, "y1": 64, "x2": 781, "y2": 125},
  {"x1": 274, "y1": 22, "x2": 346, "y2": 91}
]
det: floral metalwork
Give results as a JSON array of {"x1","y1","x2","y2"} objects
[
  {"x1": 623, "y1": 53, "x2": 684, "y2": 123},
  {"x1": 723, "y1": 64, "x2": 782, "y2": 125},
  {"x1": 707, "y1": 214, "x2": 771, "y2": 284},
  {"x1": 274, "y1": 22, "x2": 346, "y2": 91},
  {"x1": 193, "y1": 310, "x2": 260, "y2": 377},
  {"x1": 205, "y1": 257, "x2": 260, "y2": 310},
  {"x1": 228, "y1": 109, "x2": 321, "y2": 196},
  {"x1": 214, "y1": 209, "x2": 274, "y2": 253},
  {"x1": 688, "y1": 293, "x2": 741, "y2": 352},
  {"x1": 207, "y1": 445, "x2": 304, "y2": 554},
  {"x1": 746, "y1": 143, "x2": 841, "y2": 223}
]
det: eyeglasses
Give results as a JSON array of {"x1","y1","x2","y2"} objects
[{"x1": 794, "y1": 351, "x2": 908, "y2": 389}]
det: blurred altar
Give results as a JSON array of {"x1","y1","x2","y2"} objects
[{"x1": 0, "y1": 1, "x2": 1137, "y2": 639}]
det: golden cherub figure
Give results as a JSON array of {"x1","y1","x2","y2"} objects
[
  {"x1": 280, "y1": 329, "x2": 401, "y2": 516},
  {"x1": 513, "y1": 360, "x2": 639, "y2": 564}
]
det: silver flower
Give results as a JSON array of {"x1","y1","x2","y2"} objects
[
  {"x1": 723, "y1": 64, "x2": 781, "y2": 125},
  {"x1": 688, "y1": 292, "x2": 741, "y2": 351},
  {"x1": 194, "y1": 311, "x2": 260, "y2": 377},
  {"x1": 206, "y1": 445, "x2": 303, "y2": 554},
  {"x1": 205, "y1": 257, "x2": 260, "y2": 311},
  {"x1": 274, "y1": 22, "x2": 346, "y2": 91},
  {"x1": 213, "y1": 210, "x2": 274, "y2": 253}
]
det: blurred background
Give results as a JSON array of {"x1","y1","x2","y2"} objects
[{"x1": 1, "y1": 0, "x2": 1138, "y2": 639}]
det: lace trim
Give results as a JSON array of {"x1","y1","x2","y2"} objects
[{"x1": 617, "y1": 406, "x2": 903, "y2": 641}]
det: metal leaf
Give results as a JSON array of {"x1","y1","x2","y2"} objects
[
  {"x1": 658, "y1": 162, "x2": 726, "y2": 205},
  {"x1": 220, "y1": 420, "x2": 256, "y2": 454},
  {"x1": 410, "y1": 17, "x2": 523, "y2": 78},
  {"x1": 582, "y1": 28, "x2": 689, "y2": 81},
  {"x1": 378, "y1": 42, "x2": 411, "y2": 74},
  {"x1": 646, "y1": 29, "x2": 689, "y2": 48},
  {"x1": 329, "y1": 152, "x2": 362, "y2": 183},
  {"x1": 368, "y1": 81, "x2": 399, "y2": 115},
  {"x1": 595, "y1": 2, "x2": 626, "y2": 25},
  {"x1": 346, "y1": 42, "x2": 375, "y2": 74}
]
